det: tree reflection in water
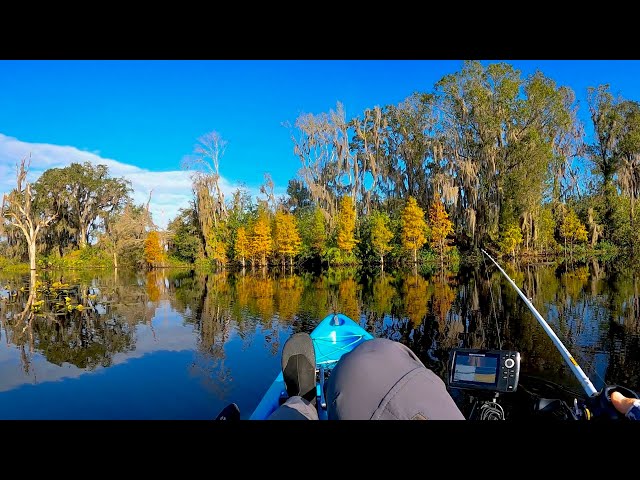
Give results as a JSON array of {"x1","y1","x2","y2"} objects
[
  {"x1": 1, "y1": 258, "x2": 639, "y2": 416},
  {"x1": 0, "y1": 269, "x2": 145, "y2": 376}
]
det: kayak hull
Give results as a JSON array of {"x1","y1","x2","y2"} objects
[{"x1": 249, "y1": 313, "x2": 373, "y2": 420}]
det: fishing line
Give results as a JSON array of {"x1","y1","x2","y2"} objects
[
  {"x1": 545, "y1": 303, "x2": 607, "y2": 390},
  {"x1": 522, "y1": 266, "x2": 601, "y2": 384},
  {"x1": 482, "y1": 249, "x2": 598, "y2": 397},
  {"x1": 482, "y1": 252, "x2": 502, "y2": 350},
  {"x1": 515, "y1": 264, "x2": 607, "y2": 390}
]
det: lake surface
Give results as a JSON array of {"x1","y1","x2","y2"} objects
[{"x1": 1, "y1": 259, "x2": 638, "y2": 419}]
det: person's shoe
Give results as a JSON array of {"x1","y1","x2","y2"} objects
[
  {"x1": 282, "y1": 332, "x2": 317, "y2": 403},
  {"x1": 215, "y1": 403, "x2": 240, "y2": 420}
]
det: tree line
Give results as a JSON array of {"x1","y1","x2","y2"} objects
[{"x1": 2, "y1": 60, "x2": 640, "y2": 271}]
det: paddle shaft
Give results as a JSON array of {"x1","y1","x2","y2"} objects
[{"x1": 481, "y1": 249, "x2": 598, "y2": 397}]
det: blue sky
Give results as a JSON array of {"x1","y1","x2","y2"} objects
[{"x1": 1, "y1": 60, "x2": 639, "y2": 227}]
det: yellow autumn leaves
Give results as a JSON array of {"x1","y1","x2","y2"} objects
[
  {"x1": 400, "y1": 196, "x2": 453, "y2": 265},
  {"x1": 180, "y1": 194, "x2": 455, "y2": 269},
  {"x1": 336, "y1": 196, "x2": 357, "y2": 254},
  {"x1": 234, "y1": 209, "x2": 303, "y2": 267},
  {"x1": 143, "y1": 231, "x2": 165, "y2": 267}
]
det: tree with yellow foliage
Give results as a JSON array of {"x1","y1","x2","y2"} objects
[
  {"x1": 274, "y1": 210, "x2": 302, "y2": 267},
  {"x1": 251, "y1": 210, "x2": 272, "y2": 267},
  {"x1": 370, "y1": 210, "x2": 394, "y2": 269},
  {"x1": 402, "y1": 274, "x2": 429, "y2": 327},
  {"x1": 235, "y1": 226, "x2": 249, "y2": 268},
  {"x1": 401, "y1": 196, "x2": 427, "y2": 264},
  {"x1": 500, "y1": 223, "x2": 523, "y2": 258},
  {"x1": 428, "y1": 199, "x2": 454, "y2": 269},
  {"x1": 336, "y1": 196, "x2": 357, "y2": 254},
  {"x1": 560, "y1": 208, "x2": 588, "y2": 259},
  {"x1": 211, "y1": 234, "x2": 227, "y2": 268},
  {"x1": 143, "y1": 230, "x2": 165, "y2": 268}
]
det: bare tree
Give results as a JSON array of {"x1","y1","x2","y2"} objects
[
  {"x1": 182, "y1": 131, "x2": 229, "y2": 267},
  {"x1": 353, "y1": 106, "x2": 385, "y2": 216},
  {"x1": 259, "y1": 172, "x2": 276, "y2": 212},
  {"x1": 1, "y1": 155, "x2": 57, "y2": 271},
  {"x1": 184, "y1": 131, "x2": 229, "y2": 225},
  {"x1": 99, "y1": 201, "x2": 153, "y2": 268}
]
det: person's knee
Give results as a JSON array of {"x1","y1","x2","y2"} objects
[{"x1": 326, "y1": 338, "x2": 465, "y2": 420}]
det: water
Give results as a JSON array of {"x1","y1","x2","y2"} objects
[{"x1": 0, "y1": 260, "x2": 638, "y2": 419}]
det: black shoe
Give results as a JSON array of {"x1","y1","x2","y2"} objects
[
  {"x1": 282, "y1": 332, "x2": 317, "y2": 403},
  {"x1": 215, "y1": 403, "x2": 241, "y2": 421}
]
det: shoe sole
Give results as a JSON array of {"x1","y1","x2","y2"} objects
[{"x1": 282, "y1": 332, "x2": 317, "y2": 402}]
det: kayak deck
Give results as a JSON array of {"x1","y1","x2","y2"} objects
[{"x1": 249, "y1": 313, "x2": 373, "y2": 420}]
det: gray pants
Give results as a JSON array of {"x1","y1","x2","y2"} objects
[
  {"x1": 268, "y1": 338, "x2": 465, "y2": 420},
  {"x1": 267, "y1": 396, "x2": 319, "y2": 420}
]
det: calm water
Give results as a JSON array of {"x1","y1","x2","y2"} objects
[{"x1": 0, "y1": 260, "x2": 638, "y2": 419}]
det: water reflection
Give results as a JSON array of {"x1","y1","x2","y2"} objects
[{"x1": 0, "y1": 259, "x2": 639, "y2": 419}]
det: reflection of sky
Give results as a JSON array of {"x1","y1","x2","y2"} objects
[
  {"x1": 592, "y1": 352, "x2": 609, "y2": 391},
  {"x1": 536, "y1": 283, "x2": 634, "y2": 391},
  {"x1": 0, "y1": 301, "x2": 197, "y2": 393},
  {"x1": 543, "y1": 298, "x2": 609, "y2": 381},
  {"x1": 545, "y1": 300, "x2": 605, "y2": 351},
  {"x1": 0, "y1": 299, "x2": 292, "y2": 419}
]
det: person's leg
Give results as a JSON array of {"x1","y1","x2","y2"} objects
[
  {"x1": 267, "y1": 396, "x2": 319, "y2": 420},
  {"x1": 326, "y1": 338, "x2": 465, "y2": 420}
]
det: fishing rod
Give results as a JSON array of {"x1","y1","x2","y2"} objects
[{"x1": 480, "y1": 249, "x2": 598, "y2": 397}]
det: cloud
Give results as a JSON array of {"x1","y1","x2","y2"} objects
[
  {"x1": 0, "y1": 305, "x2": 211, "y2": 393},
  {"x1": 0, "y1": 133, "x2": 271, "y2": 229}
]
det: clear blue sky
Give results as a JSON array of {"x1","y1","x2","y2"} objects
[{"x1": 1, "y1": 60, "x2": 639, "y2": 219}]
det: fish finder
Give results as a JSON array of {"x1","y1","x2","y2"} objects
[{"x1": 448, "y1": 348, "x2": 520, "y2": 393}]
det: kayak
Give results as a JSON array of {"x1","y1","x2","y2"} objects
[{"x1": 249, "y1": 313, "x2": 374, "y2": 420}]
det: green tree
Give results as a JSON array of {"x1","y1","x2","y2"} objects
[
  {"x1": 369, "y1": 210, "x2": 394, "y2": 268},
  {"x1": 167, "y1": 206, "x2": 202, "y2": 263},
  {"x1": 294, "y1": 205, "x2": 326, "y2": 264},
  {"x1": 616, "y1": 101, "x2": 640, "y2": 239},
  {"x1": 99, "y1": 202, "x2": 152, "y2": 268},
  {"x1": 34, "y1": 161, "x2": 131, "y2": 248},
  {"x1": 33, "y1": 166, "x2": 76, "y2": 257},
  {"x1": 309, "y1": 207, "x2": 326, "y2": 257},
  {"x1": 586, "y1": 84, "x2": 627, "y2": 241},
  {"x1": 536, "y1": 205, "x2": 557, "y2": 254},
  {"x1": 285, "y1": 179, "x2": 313, "y2": 212},
  {"x1": 435, "y1": 61, "x2": 579, "y2": 249}
]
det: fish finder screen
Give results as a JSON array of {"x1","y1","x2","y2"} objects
[{"x1": 453, "y1": 353, "x2": 498, "y2": 385}]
